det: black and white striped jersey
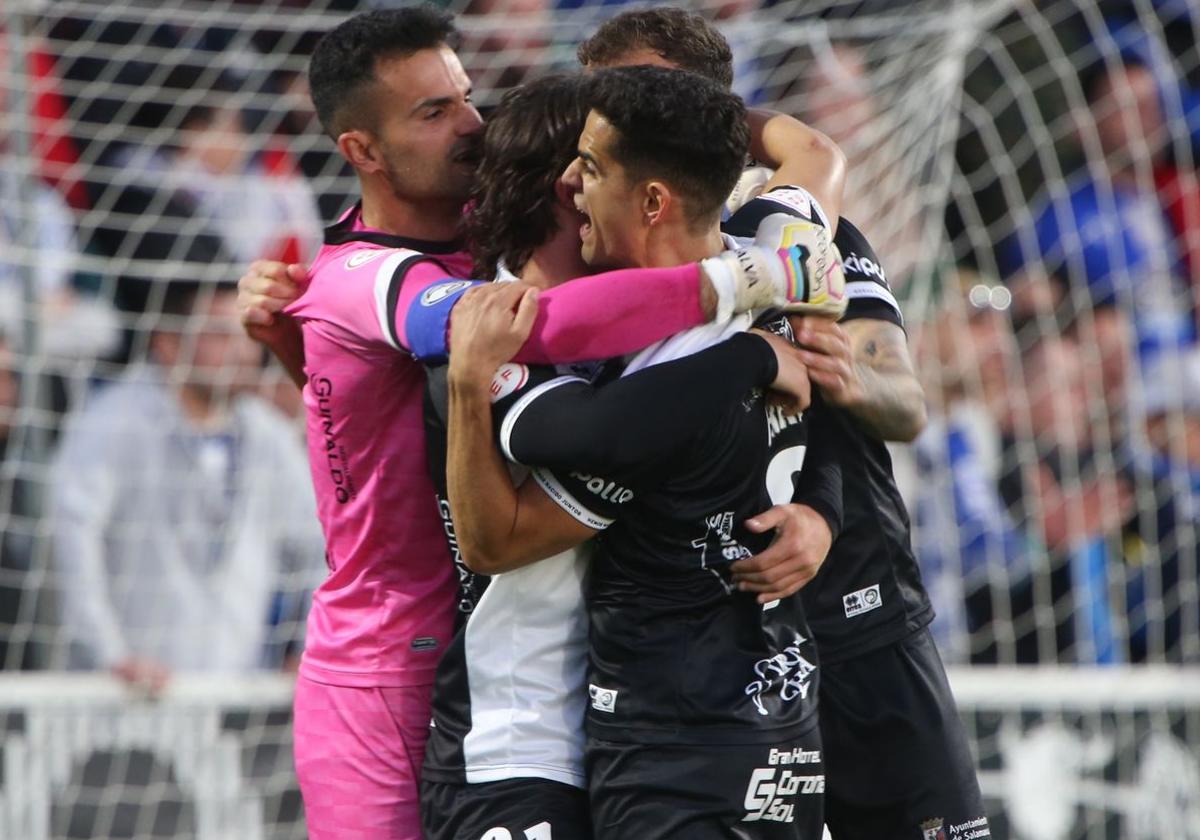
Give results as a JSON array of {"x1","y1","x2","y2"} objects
[{"x1": 420, "y1": 360, "x2": 591, "y2": 789}]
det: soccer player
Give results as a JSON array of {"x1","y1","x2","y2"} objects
[
  {"x1": 444, "y1": 66, "x2": 846, "y2": 839},
  {"x1": 580, "y1": 10, "x2": 990, "y2": 838},
  {"x1": 415, "y1": 73, "x2": 841, "y2": 840},
  {"x1": 275, "y1": 9, "x2": 828, "y2": 839}
]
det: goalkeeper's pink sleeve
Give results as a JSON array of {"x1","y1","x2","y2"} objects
[{"x1": 513, "y1": 263, "x2": 706, "y2": 364}]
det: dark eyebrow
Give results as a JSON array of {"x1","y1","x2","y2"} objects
[{"x1": 411, "y1": 96, "x2": 455, "y2": 115}]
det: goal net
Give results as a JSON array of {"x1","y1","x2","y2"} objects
[{"x1": 0, "y1": 0, "x2": 1196, "y2": 837}]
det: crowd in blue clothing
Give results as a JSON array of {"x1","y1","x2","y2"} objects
[{"x1": 915, "y1": 5, "x2": 1200, "y2": 665}]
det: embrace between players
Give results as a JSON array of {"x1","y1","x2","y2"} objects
[{"x1": 238, "y1": 7, "x2": 991, "y2": 840}]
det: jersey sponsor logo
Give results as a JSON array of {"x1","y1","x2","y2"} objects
[
  {"x1": 421, "y1": 280, "x2": 473, "y2": 306},
  {"x1": 743, "y1": 765, "x2": 824, "y2": 823},
  {"x1": 943, "y1": 817, "x2": 990, "y2": 839},
  {"x1": 437, "y1": 496, "x2": 478, "y2": 614},
  {"x1": 312, "y1": 376, "x2": 357, "y2": 504},
  {"x1": 760, "y1": 187, "x2": 818, "y2": 222},
  {"x1": 589, "y1": 683, "x2": 618, "y2": 713},
  {"x1": 843, "y1": 583, "x2": 883, "y2": 618},
  {"x1": 345, "y1": 249, "x2": 385, "y2": 270},
  {"x1": 922, "y1": 818, "x2": 947, "y2": 840},
  {"x1": 768, "y1": 747, "x2": 820, "y2": 766},
  {"x1": 489, "y1": 363, "x2": 529, "y2": 403},
  {"x1": 744, "y1": 633, "x2": 816, "y2": 717},
  {"x1": 411, "y1": 637, "x2": 438, "y2": 652},
  {"x1": 690, "y1": 511, "x2": 751, "y2": 592},
  {"x1": 843, "y1": 252, "x2": 887, "y2": 285},
  {"x1": 568, "y1": 472, "x2": 634, "y2": 505}
]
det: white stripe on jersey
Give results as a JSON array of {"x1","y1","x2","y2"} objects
[
  {"x1": 371, "y1": 250, "x2": 415, "y2": 351},
  {"x1": 532, "y1": 468, "x2": 615, "y2": 530},
  {"x1": 498, "y1": 375, "x2": 587, "y2": 464},
  {"x1": 461, "y1": 546, "x2": 590, "y2": 788},
  {"x1": 845, "y1": 279, "x2": 902, "y2": 316}
]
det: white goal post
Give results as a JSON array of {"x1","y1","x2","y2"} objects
[{"x1": 0, "y1": 668, "x2": 1196, "y2": 840}]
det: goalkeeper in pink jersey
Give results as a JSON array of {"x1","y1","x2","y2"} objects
[{"x1": 257, "y1": 8, "x2": 841, "y2": 839}]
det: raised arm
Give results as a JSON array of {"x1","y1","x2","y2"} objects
[{"x1": 747, "y1": 109, "x2": 846, "y2": 230}]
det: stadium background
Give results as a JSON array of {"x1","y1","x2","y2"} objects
[{"x1": 0, "y1": 0, "x2": 1198, "y2": 837}]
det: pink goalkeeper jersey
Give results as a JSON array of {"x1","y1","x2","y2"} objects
[
  {"x1": 288, "y1": 203, "x2": 709, "y2": 687},
  {"x1": 288, "y1": 207, "x2": 474, "y2": 687}
]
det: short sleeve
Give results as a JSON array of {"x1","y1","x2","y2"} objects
[{"x1": 834, "y1": 219, "x2": 904, "y2": 328}]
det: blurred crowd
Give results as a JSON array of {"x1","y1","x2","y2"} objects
[{"x1": 0, "y1": 0, "x2": 1198, "y2": 687}]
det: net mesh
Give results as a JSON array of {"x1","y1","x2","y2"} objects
[{"x1": 0, "y1": 0, "x2": 1197, "y2": 838}]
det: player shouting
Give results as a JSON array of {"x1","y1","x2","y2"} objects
[{"x1": 580, "y1": 10, "x2": 989, "y2": 839}]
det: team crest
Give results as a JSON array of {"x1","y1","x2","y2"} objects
[
  {"x1": 921, "y1": 818, "x2": 947, "y2": 840},
  {"x1": 489, "y1": 363, "x2": 529, "y2": 402},
  {"x1": 345, "y1": 249, "x2": 385, "y2": 270},
  {"x1": 421, "y1": 280, "x2": 473, "y2": 306}
]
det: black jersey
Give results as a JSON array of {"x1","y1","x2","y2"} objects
[
  {"x1": 421, "y1": 334, "x2": 800, "y2": 785},
  {"x1": 727, "y1": 194, "x2": 933, "y2": 663},
  {"x1": 502, "y1": 320, "x2": 840, "y2": 747}
]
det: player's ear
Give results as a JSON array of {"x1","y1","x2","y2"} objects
[
  {"x1": 337, "y1": 130, "x2": 381, "y2": 173},
  {"x1": 643, "y1": 181, "x2": 670, "y2": 227}
]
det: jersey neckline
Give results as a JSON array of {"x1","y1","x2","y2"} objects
[{"x1": 324, "y1": 202, "x2": 465, "y2": 255}]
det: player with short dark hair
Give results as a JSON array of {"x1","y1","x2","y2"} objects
[
  {"x1": 585, "y1": 19, "x2": 990, "y2": 840},
  {"x1": 308, "y1": 7, "x2": 459, "y2": 140},
  {"x1": 580, "y1": 66, "x2": 749, "y2": 235},
  {"x1": 577, "y1": 6, "x2": 735, "y2": 89}
]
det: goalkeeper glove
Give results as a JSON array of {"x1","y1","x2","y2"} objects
[{"x1": 701, "y1": 223, "x2": 846, "y2": 321}]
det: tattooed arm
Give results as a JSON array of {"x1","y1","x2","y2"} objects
[{"x1": 791, "y1": 316, "x2": 927, "y2": 443}]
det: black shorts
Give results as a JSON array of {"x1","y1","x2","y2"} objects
[
  {"x1": 820, "y1": 627, "x2": 991, "y2": 840},
  {"x1": 587, "y1": 728, "x2": 824, "y2": 839},
  {"x1": 421, "y1": 777, "x2": 592, "y2": 840}
]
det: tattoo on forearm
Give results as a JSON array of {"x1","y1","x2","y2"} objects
[{"x1": 845, "y1": 321, "x2": 926, "y2": 442}]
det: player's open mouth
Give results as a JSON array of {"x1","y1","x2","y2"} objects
[{"x1": 574, "y1": 198, "x2": 592, "y2": 239}]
